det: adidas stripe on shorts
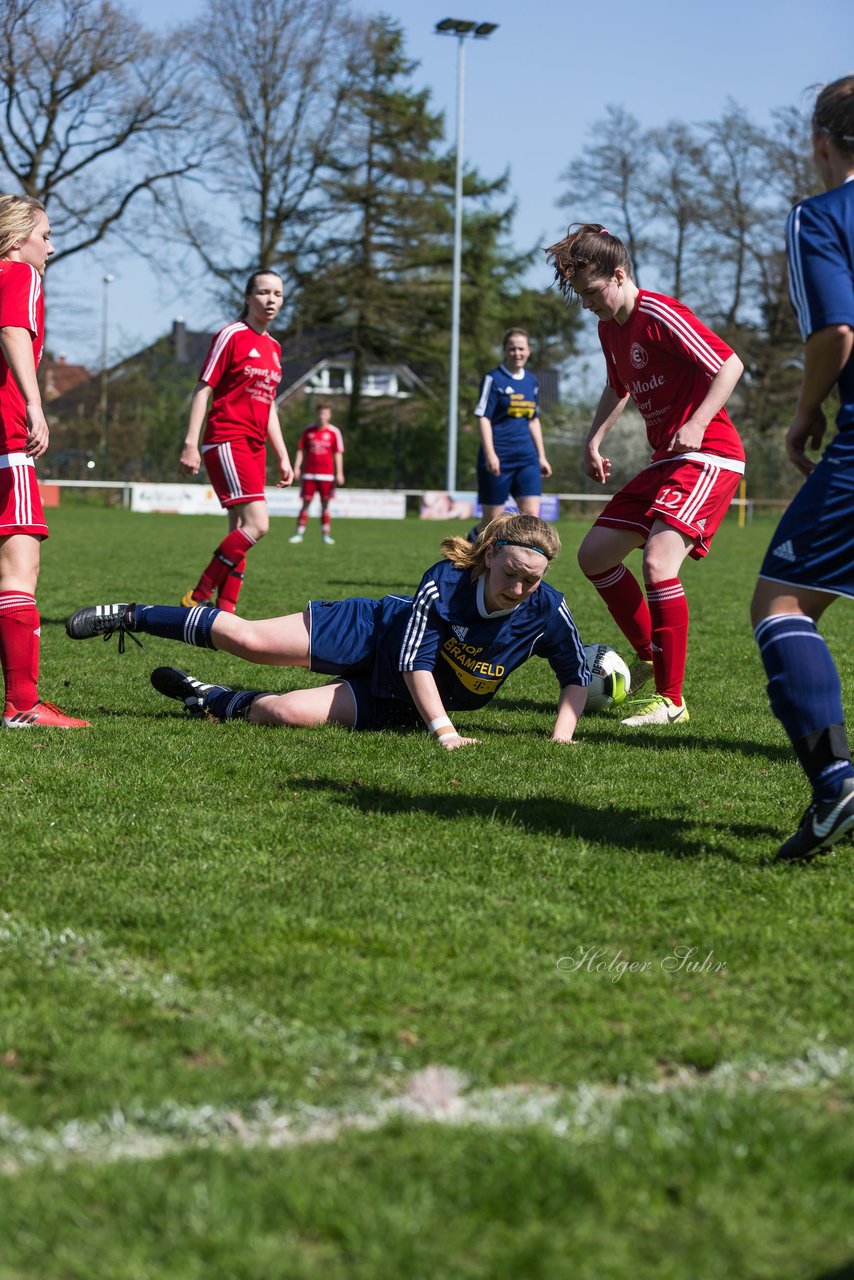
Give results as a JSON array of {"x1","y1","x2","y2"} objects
[
  {"x1": 0, "y1": 453, "x2": 48, "y2": 538},
  {"x1": 594, "y1": 452, "x2": 743, "y2": 560},
  {"x1": 758, "y1": 433, "x2": 854, "y2": 599},
  {"x1": 201, "y1": 437, "x2": 267, "y2": 508}
]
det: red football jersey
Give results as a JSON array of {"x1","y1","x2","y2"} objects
[
  {"x1": 297, "y1": 423, "x2": 344, "y2": 480},
  {"x1": 599, "y1": 289, "x2": 744, "y2": 464},
  {"x1": 0, "y1": 261, "x2": 44, "y2": 452},
  {"x1": 200, "y1": 322, "x2": 282, "y2": 447}
]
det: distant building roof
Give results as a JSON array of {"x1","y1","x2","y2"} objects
[
  {"x1": 46, "y1": 319, "x2": 558, "y2": 416},
  {"x1": 41, "y1": 357, "x2": 91, "y2": 401}
]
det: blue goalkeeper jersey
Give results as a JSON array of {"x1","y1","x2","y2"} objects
[
  {"x1": 371, "y1": 558, "x2": 588, "y2": 710},
  {"x1": 474, "y1": 365, "x2": 541, "y2": 464},
  {"x1": 786, "y1": 176, "x2": 854, "y2": 431}
]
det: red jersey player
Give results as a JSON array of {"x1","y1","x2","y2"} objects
[
  {"x1": 0, "y1": 194, "x2": 89, "y2": 728},
  {"x1": 179, "y1": 270, "x2": 294, "y2": 613},
  {"x1": 546, "y1": 223, "x2": 745, "y2": 726},
  {"x1": 289, "y1": 404, "x2": 345, "y2": 545}
]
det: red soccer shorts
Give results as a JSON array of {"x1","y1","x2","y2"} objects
[
  {"x1": 202, "y1": 438, "x2": 266, "y2": 508},
  {"x1": 0, "y1": 454, "x2": 48, "y2": 538},
  {"x1": 300, "y1": 478, "x2": 335, "y2": 503},
  {"x1": 596, "y1": 454, "x2": 743, "y2": 559}
]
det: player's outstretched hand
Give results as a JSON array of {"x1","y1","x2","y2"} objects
[
  {"x1": 178, "y1": 443, "x2": 201, "y2": 476},
  {"x1": 439, "y1": 734, "x2": 481, "y2": 750},
  {"x1": 584, "y1": 446, "x2": 611, "y2": 484},
  {"x1": 666, "y1": 416, "x2": 706, "y2": 453},
  {"x1": 785, "y1": 408, "x2": 825, "y2": 477},
  {"x1": 24, "y1": 406, "x2": 49, "y2": 459}
]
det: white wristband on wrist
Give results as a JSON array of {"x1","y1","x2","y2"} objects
[{"x1": 428, "y1": 715, "x2": 460, "y2": 741}]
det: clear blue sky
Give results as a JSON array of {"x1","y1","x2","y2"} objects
[{"x1": 48, "y1": 0, "x2": 852, "y2": 367}]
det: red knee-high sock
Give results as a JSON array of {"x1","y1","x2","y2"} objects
[
  {"x1": 321, "y1": 507, "x2": 331, "y2": 536},
  {"x1": 193, "y1": 527, "x2": 256, "y2": 600},
  {"x1": 587, "y1": 565, "x2": 653, "y2": 660},
  {"x1": 0, "y1": 591, "x2": 40, "y2": 710},
  {"x1": 216, "y1": 556, "x2": 246, "y2": 614},
  {"x1": 646, "y1": 578, "x2": 689, "y2": 703},
  {"x1": 296, "y1": 506, "x2": 309, "y2": 534}
]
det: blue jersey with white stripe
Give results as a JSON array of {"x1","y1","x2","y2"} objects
[
  {"x1": 474, "y1": 365, "x2": 540, "y2": 464},
  {"x1": 370, "y1": 558, "x2": 588, "y2": 711},
  {"x1": 786, "y1": 177, "x2": 854, "y2": 430}
]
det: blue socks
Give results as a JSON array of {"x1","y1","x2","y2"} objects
[
  {"x1": 133, "y1": 606, "x2": 261, "y2": 721},
  {"x1": 755, "y1": 613, "x2": 854, "y2": 801},
  {"x1": 135, "y1": 605, "x2": 220, "y2": 649},
  {"x1": 204, "y1": 686, "x2": 261, "y2": 721}
]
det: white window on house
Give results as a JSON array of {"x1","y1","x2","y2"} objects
[
  {"x1": 363, "y1": 370, "x2": 398, "y2": 397},
  {"x1": 308, "y1": 365, "x2": 350, "y2": 394}
]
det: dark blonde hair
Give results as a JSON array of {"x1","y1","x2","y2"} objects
[
  {"x1": 441, "y1": 513, "x2": 560, "y2": 578},
  {"x1": 813, "y1": 75, "x2": 854, "y2": 158},
  {"x1": 239, "y1": 268, "x2": 283, "y2": 320},
  {"x1": 544, "y1": 223, "x2": 633, "y2": 300},
  {"x1": 0, "y1": 194, "x2": 46, "y2": 260},
  {"x1": 502, "y1": 327, "x2": 530, "y2": 349}
]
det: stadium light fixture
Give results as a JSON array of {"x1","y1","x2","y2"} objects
[
  {"x1": 436, "y1": 17, "x2": 476, "y2": 32},
  {"x1": 434, "y1": 17, "x2": 499, "y2": 492}
]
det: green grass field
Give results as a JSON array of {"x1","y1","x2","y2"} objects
[{"x1": 1, "y1": 507, "x2": 851, "y2": 1279}]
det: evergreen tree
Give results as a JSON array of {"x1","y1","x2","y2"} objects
[
  {"x1": 302, "y1": 16, "x2": 458, "y2": 432},
  {"x1": 293, "y1": 16, "x2": 579, "y2": 476}
]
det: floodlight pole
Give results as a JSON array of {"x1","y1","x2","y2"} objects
[
  {"x1": 435, "y1": 19, "x2": 497, "y2": 493},
  {"x1": 447, "y1": 33, "x2": 466, "y2": 494},
  {"x1": 99, "y1": 273, "x2": 114, "y2": 475}
]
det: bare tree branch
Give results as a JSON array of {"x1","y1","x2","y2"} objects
[
  {"x1": 165, "y1": 0, "x2": 363, "y2": 305},
  {"x1": 0, "y1": 0, "x2": 207, "y2": 262}
]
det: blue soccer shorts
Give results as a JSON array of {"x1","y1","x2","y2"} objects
[
  {"x1": 477, "y1": 454, "x2": 542, "y2": 507},
  {"x1": 307, "y1": 597, "x2": 421, "y2": 730},
  {"x1": 758, "y1": 433, "x2": 854, "y2": 599}
]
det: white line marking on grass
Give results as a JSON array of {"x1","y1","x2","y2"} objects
[
  {"x1": 0, "y1": 1052, "x2": 849, "y2": 1177},
  {"x1": 0, "y1": 912, "x2": 358, "y2": 1062}
]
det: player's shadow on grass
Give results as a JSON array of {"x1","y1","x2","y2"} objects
[
  {"x1": 41, "y1": 615, "x2": 82, "y2": 628},
  {"x1": 290, "y1": 776, "x2": 773, "y2": 861},
  {"x1": 593, "y1": 729, "x2": 792, "y2": 763},
  {"x1": 493, "y1": 697, "x2": 793, "y2": 762}
]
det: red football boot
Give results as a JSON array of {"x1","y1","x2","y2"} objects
[{"x1": 3, "y1": 700, "x2": 91, "y2": 728}]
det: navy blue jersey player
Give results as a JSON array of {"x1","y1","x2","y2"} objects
[
  {"x1": 474, "y1": 329, "x2": 553, "y2": 528},
  {"x1": 751, "y1": 74, "x2": 854, "y2": 862},
  {"x1": 66, "y1": 514, "x2": 591, "y2": 748}
]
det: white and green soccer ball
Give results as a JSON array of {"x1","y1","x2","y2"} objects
[{"x1": 583, "y1": 643, "x2": 631, "y2": 714}]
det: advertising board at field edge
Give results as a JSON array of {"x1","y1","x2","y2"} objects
[
  {"x1": 419, "y1": 491, "x2": 560, "y2": 521},
  {"x1": 130, "y1": 484, "x2": 406, "y2": 519}
]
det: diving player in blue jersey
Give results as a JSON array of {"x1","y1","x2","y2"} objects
[
  {"x1": 474, "y1": 330, "x2": 552, "y2": 527},
  {"x1": 66, "y1": 514, "x2": 591, "y2": 748},
  {"x1": 751, "y1": 74, "x2": 854, "y2": 862}
]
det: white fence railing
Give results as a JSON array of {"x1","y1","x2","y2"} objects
[{"x1": 38, "y1": 479, "x2": 760, "y2": 522}]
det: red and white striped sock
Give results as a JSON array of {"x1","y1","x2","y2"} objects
[
  {"x1": 587, "y1": 565, "x2": 653, "y2": 660},
  {"x1": 195, "y1": 527, "x2": 256, "y2": 599},
  {"x1": 216, "y1": 556, "x2": 246, "y2": 614},
  {"x1": 646, "y1": 578, "x2": 689, "y2": 703},
  {"x1": 0, "y1": 591, "x2": 40, "y2": 710}
]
